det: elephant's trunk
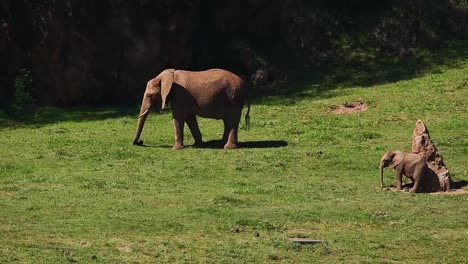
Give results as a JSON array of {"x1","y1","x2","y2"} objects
[
  {"x1": 132, "y1": 108, "x2": 149, "y2": 145},
  {"x1": 379, "y1": 163, "x2": 385, "y2": 189}
]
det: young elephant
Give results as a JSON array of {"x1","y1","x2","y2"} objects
[
  {"x1": 379, "y1": 150, "x2": 438, "y2": 193},
  {"x1": 133, "y1": 69, "x2": 250, "y2": 149}
]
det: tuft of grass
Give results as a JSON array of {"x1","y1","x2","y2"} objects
[{"x1": 1, "y1": 42, "x2": 467, "y2": 263}]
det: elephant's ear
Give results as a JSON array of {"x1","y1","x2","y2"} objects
[
  {"x1": 160, "y1": 69, "x2": 175, "y2": 110},
  {"x1": 391, "y1": 152, "x2": 404, "y2": 168}
]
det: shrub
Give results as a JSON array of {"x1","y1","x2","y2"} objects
[{"x1": 13, "y1": 69, "x2": 37, "y2": 110}]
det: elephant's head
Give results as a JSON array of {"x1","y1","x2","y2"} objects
[
  {"x1": 133, "y1": 69, "x2": 175, "y2": 145},
  {"x1": 379, "y1": 151, "x2": 404, "y2": 188}
]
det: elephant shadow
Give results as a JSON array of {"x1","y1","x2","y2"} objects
[
  {"x1": 452, "y1": 180, "x2": 468, "y2": 189},
  {"x1": 136, "y1": 140, "x2": 288, "y2": 149},
  {"x1": 201, "y1": 140, "x2": 288, "y2": 149}
]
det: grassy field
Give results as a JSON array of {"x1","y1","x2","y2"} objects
[{"x1": 1, "y1": 43, "x2": 467, "y2": 263}]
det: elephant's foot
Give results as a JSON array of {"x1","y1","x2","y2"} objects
[
  {"x1": 173, "y1": 143, "x2": 185, "y2": 150},
  {"x1": 223, "y1": 142, "x2": 238, "y2": 149},
  {"x1": 133, "y1": 140, "x2": 144, "y2": 146}
]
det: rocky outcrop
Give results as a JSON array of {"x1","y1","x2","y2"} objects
[{"x1": 412, "y1": 120, "x2": 452, "y2": 191}]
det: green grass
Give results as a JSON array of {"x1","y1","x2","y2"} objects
[{"x1": 1, "y1": 44, "x2": 468, "y2": 263}]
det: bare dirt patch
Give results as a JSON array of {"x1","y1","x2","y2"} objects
[
  {"x1": 329, "y1": 101, "x2": 368, "y2": 114},
  {"x1": 430, "y1": 189, "x2": 468, "y2": 195},
  {"x1": 382, "y1": 187, "x2": 468, "y2": 195},
  {"x1": 118, "y1": 244, "x2": 131, "y2": 252}
]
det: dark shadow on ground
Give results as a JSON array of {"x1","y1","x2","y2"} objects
[
  {"x1": 250, "y1": 40, "x2": 468, "y2": 104},
  {"x1": 386, "y1": 179, "x2": 468, "y2": 193},
  {"x1": 133, "y1": 140, "x2": 288, "y2": 149},
  {"x1": 0, "y1": 105, "x2": 150, "y2": 129},
  {"x1": 452, "y1": 180, "x2": 468, "y2": 189},
  {"x1": 134, "y1": 144, "x2": 173, "y2": 149},
  {"x1": 239, "y1": 140, "x2": 288, "y2": 148},
  {"x1": 199, "y1": 140, "x2": 288, "y2": 149}
]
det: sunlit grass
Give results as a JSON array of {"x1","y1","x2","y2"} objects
[{"x1": 1, "y1": 46, "x2": 467, "y2": 263}]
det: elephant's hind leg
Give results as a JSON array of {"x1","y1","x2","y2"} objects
[
  {"x1": 223, "y1": 108, "x2": 242, "y2": 149},
  {"x1": 222, "y1": 120, "x2": 230, "y2": 143},
  {"x1": 223, "y1": 121, "x2": 239, "y2": 149},
  {"x1": 410, "y1": 170, "x2": 422, "y2": 193},
  {"x1": 409, "y1": 179, "x2": 421, "y2": 193},
  {"x1": 186, "y1": 115, "x2": 203, "y2": 147}
]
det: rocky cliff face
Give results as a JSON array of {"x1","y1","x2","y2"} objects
[{"x1": 1, "y1": 0, "x2": 466, "y2": 105}]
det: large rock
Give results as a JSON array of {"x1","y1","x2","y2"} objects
[{"x1": 411, "y1": 120, "x2": 452, "y2": 191}]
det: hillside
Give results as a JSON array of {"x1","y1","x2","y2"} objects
[{"x1": 0, "y1": 43, "x2": 467, "y2": 263}]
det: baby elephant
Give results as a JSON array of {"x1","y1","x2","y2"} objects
[{"x1": 379, "y1": 150, "x2": 438, "y2": 193}]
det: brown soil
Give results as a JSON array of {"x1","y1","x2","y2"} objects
[
  {"x1": 118, "y1": 244, "x2": 131, "y2": 252},
  {"x1": 329, "y1": 101, "x2": 368, "y2": 114},
  {"x1": 430, "y1": 189, "x2": 468, "y2": 195},
  {"x1": 383, "y1": 187, "x2": 468, "y2": 195}
]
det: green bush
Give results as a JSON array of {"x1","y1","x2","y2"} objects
[{"x1": 13, "y1": 69, "x2": 36, "y2": 109}]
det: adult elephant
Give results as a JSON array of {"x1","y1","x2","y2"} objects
[{"x1": 132, "y1": 69, "x2": 250, "y2": 149}]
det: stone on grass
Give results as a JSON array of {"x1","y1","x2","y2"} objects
[
  {"x1": 411, "y1": 119, "x2": 452, "y2": 191},
  {"x1": 288, "y1": 238, "x2": 324, "y2": 244}
]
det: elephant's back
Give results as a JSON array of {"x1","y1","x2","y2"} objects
[
  {"x1": 209, "y1": 69, "x2": 242, "y2": 81},
  {"x1": 176, "y1": 69, "x2": 245, "y2": 98},
  {"x1": 405, "y1": 152, "x2": 425, "y2": 162},
  {"x1": 177, "y1": 69, "x2": 241, "y2": 83}
]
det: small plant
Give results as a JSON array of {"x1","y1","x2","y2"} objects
[{"x1": 13, "y1": 69, "x2": 37, "y2": 111}]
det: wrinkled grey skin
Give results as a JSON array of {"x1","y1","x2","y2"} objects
[{"x1": 133, "y1": 69, "x2": 249, "y2": 149}]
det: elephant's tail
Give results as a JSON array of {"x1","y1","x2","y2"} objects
[{"x1": 244, "y1": 92, "x2": 251, "y2": 130}]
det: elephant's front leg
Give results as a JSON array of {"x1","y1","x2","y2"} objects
[
  {"x1": 395, "y1": 171, "x2": 403, "y2": 190},
  {"x1": 186, "y1": 115, "x2": 203, "y2": 147},
  {"x1": 172, "y1": 118, "x2": 185, "y2": 150}
]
